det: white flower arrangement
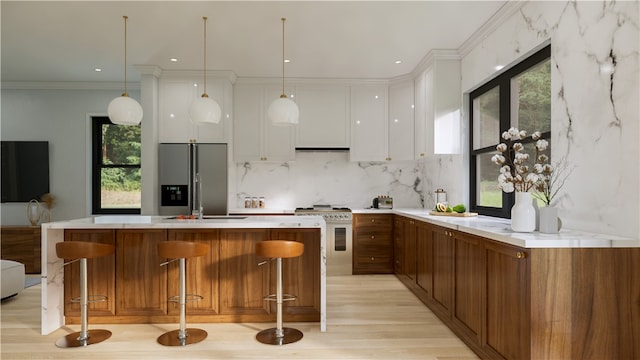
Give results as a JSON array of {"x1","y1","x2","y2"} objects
[{"x1": 491, "y1": 127, "x2": 549, "y2": 193}]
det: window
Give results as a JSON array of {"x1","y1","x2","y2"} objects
[
  {"x1": 469, "y1": 45, "x2": 551, "y2": 218},
  {"x1": 92, "y1": 116, "x2": 141, "y2": 214}
]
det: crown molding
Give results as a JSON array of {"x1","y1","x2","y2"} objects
[
  {"x1": 411, "y1": 49, "x2": 461, "y2": 77},
  {"x1": 458, "y1": 1, "x2": 526, "y2": 58},
  {"x1": 235, "y1": 77, "x2": 390, "y2": 87},
  {"x1": 156, "y1": 69, "x2": 238, "y2": 83},
  {"x1": 0, "y1": 81, "x2": 139, "y2": 91}
]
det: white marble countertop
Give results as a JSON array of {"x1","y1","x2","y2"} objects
[
  {"x1": 352, "y1": 208, "x2": 639, "y2": 248},
  {"x1": 46, "y1": 214, "x2": 323, "y2": 229}
]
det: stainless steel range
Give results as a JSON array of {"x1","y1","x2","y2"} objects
[{"x1": 295, "y1": 205, "x2": 352, "y2": 275}]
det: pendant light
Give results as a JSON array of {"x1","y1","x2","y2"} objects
[
  {"x1": 108, "y1": 16, "x2": 143, "y2": 126},
  {"x1": 268, "y1": 17, "x2": 299, "y2": 126},
  {"x1": 189, "y1": 16, "x2": 222, "y2": 124}
]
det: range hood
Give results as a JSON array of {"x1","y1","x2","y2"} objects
[{"x1": 295, "y1": 147, "x2": 350, "y2": 152}]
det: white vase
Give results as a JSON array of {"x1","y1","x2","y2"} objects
[
  {"x1": 539, "y1": 206, "x2": 559, "y2": 234},
  {"x1": 511, "y1": 192, "x2": 536, "y2": 232}
]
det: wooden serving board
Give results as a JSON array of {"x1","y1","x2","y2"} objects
[{"x1": 429, "y1": 211, "x2": 478, "y2": 217}]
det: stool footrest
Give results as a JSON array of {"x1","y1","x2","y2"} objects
[
  {"x1": 168, "y1": 294, "x2": 203, "y2": 303},
  {"x1": 263, "y1": 293, "x2": 297, "y2": 302},
  {"x1": 70, "y1": 295, "x2": 108, "y2": 304}
]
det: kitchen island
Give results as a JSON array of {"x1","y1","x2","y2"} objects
[{"x1": 40, "y1": 215, "x2": 326, "y2": 335}]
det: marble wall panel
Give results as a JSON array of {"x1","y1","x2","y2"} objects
[
  {"x1": 457, "y1": 0, "x2": 639, "y2": 238},
  {"x1": 234, "y1": 151, "x2": 424, "y2": 210}
]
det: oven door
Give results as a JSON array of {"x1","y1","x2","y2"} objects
[{"x1": 326, "y1": 222, "x2": 353, "y2": 275}]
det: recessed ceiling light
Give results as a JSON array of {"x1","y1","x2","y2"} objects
[
  {"x1": 394, "y1": 60, "x2": 402, "y2": 64},
  {"x1": 170, "y1": 58, "x2": 178, "y2": 62},
  {"x1": 284, "y1": 59, "x2": 291, "y2": 63},
  {"x1": 495, "y1": 65, "x2": 504, "y2": 71},
  {"x1": 94, "y1": 68, "x2": 102, "y2": 72}
]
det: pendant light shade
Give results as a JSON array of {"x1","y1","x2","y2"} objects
[
  {"x1": 268, "y1": 17, "x2": 299, "y2": 126},
  {"x1": 190, "y1": 16, "x2": 222, "y2": 124},
  {"x1": 108, "y1": 16, "x2": 143, "y2": 126}
]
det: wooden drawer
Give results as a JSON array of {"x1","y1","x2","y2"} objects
[
  {"x1": 353, "y1": 214, "x2": 393, "y2": 229},
  {"x1": 354, "y1": 254, "x2": 393, "y2": 273}
]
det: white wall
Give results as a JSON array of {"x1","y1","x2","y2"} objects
[
  {"x1": 0, "y1": 88, "x2": 138, "y2": 224},
  {"x1": 456, "y1": 0, "x2": 638, "y2": 238}
]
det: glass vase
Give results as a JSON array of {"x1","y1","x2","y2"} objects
[
  {"x1": 26, "y1": 199, "x2": 41, "y2": 226},
  {"x1": 511, "y1": 192, "x2": 536, "y2": 232}
]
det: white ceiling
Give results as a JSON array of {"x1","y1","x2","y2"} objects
[{"x1": 1, "y1": 1, "x2": 507, "y2": 83}]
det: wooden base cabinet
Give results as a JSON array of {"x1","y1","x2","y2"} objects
[
  {"x1": 393, "y1": 216, "x2": 416, "y2": 280},
  {"x1": 451, "y1": 231, "x2": 482, "y2": 345},
  {"x1": 1, "y1": 226, "x2": 42, "y2": 274},
  {"x1": 353, "y1": 214, "x2": 394, "y2": 274},
  {"x1": 62, "y1": 227, "x2": 320, "y2": 325},
  {"x1": 483, "y1": 240, "x2": 530, "y2": 360},
  {"x1": 115, "y1": 229, "x2": 168, "y2": 317},
  {"x1": 394, "y1": 220, "x2": 640, "y2": 360}
]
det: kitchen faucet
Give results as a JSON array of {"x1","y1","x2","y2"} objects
[{"x1": 193, "y1": 173, "x2": 203, "y2": 220}]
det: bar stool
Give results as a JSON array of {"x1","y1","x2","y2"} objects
[
  {"x1": 157, "y1": 240, "x2": 209, "y2": 347},
  {"x1": 55, "y1": 241, "x2": 115, "y2": 348},
  {"x1": 255, "y1": 240, "x2": 304, "y2": 345}
]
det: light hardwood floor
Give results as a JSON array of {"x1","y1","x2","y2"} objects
[{"x1": 1, "y1": 275, "x2": 478, "y2": 359}]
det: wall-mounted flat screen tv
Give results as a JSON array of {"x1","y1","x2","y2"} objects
[{"x1": 1, "y1": 141, "x2": 50, "y2": 203}]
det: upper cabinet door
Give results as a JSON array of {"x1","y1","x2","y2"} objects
[
  {"x1": 159, "y1": 79, "x2": 197, "y2": 143},
  {"x1": 232, "y1": 83, "x2": 295, "y2": 162},
  {"x1": 263, "y1": 86, "x2": 296, "y2": 162},
  {"x1": 295, "y1": 85, "x2": 350, "y2": 148},
  {"x1": 388, "y1": 81, "x2": 415, "y2": 161},
  {"x1": 159, "y1": 77, "x2": 229, "y2": 143},
  {"x1": 192, "y1": 78, "x2": 230, "y2": 143},
  {"x1": 233, "y1": 84, "x2": 263, "y2": 161},
  {"x1": 414, "y1": 70, "x2": 428, "y2": 159},
  {"x1": 349, "y1": 85, "x2": 389, "y2": 161}
]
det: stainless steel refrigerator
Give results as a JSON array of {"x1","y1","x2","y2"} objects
[{"x1": 158, "y1": 143, "x2": 227, "y2": 216}]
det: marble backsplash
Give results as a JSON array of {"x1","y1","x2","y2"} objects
[{"x1": 233, "y1": 151, "x2": 424, "y2": 210}]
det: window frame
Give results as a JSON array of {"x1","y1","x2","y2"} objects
[
  {"x1": 91, "y1": 116, "x2": 141, "y2": 215},
  {"x1": 469, "y1": 45, "x2": 551, "y2": 218}
]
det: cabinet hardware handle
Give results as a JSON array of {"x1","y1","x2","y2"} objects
[
  {"x1": 516, "y1": 251, "x2": 526, "y2": 259},
  {"x1": 371, "y1": 257, "x2": 375, "y2": 261},
  {"x1": 371, "y1": 235, "x2": 375, "y2": 239},
  {"x1": 371, "y1": 219, "x2": 375, "y2": 223}
]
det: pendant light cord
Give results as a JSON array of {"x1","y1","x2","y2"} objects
[
  {"x1": 202, "y1": 16, "x2": 208, "y2": 97},
  {"x1": 281, "y1": 17, "x2": 286, "y2": 98},
  {"x1": 123, "y1": 15, "x2": 128, "y2": 97}
]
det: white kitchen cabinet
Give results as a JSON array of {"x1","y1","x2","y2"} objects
[
  {"x1": 414, "y1": 55, "x2": 461, "y2": 157},
  {"x1": 295, "y1": 85, "x2": 350, "y2": 148},
  {"x1": 159, "y1": 77, "x2": 231, "y2": 143},
  {"x1": 414, "y1": 69, "x2": 429, "y2": 158},
  {"x1": 233, "y1": 84, "x2": 295, "y2": 162},
  {"x1": 349, "y1": 85, "x2": 389, "y2": 161},
  {"x1": 388, "y1": 81, "x2": 415, "y2": 161}
]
